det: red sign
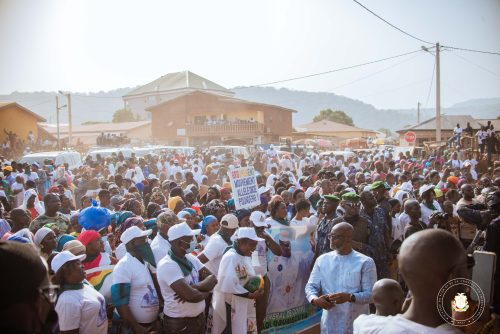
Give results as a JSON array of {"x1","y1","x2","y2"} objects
[{"x1": 404, "y1": 131, "x2": 416, "y2": 143}]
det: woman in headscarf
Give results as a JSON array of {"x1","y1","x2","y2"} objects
[
  {"x1": 167, "y1": 196, "x2": 186, "y2": 214},
  {"x1": 19, "y1": 188, "x2": 45, "y2": 219},
  {"x1": 265, "y1": 198, "x2": 289, "y2": 227},
  {"x1": 201, "y1": 199, "x2": 228, "y2": 222},
  {"x1": 199, "y1": 215, "x2": 220, "y2": 248},
  {"x1": 56, "y1": 234, "x2": 76, "y2": 252},
  {"x1": 34, "y1": 226, "x2": 57, "y2": 260},
  {"x1": 120, "y1": 198, "x2": 144, "y2": 217}
]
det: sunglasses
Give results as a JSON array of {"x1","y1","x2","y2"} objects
[{"x1": 344, "y1": 202, "x2": 360, "y2": 208}]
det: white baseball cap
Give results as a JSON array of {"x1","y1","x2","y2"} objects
[
  {"x1": 419, "y1": 184, "x2": 435, "y2": 196},
  {"x1": 236, "y1": 227, "x2": 264, "y2": 242},
  {"x1": 120, "y1": 226, "x2": 152, "y2": 244},
  {"x1": 168, "y1": 222, "x2": 200, "y2": 241},
  {"x1": 249, "y1": 211, "x2": 267, "y2": 227},
  {"x1": 51, "y1": 251, "x2": 86, "y2": 274},
  {"x1": 220, "y1": 214, "x2": 239, "y2": 229}
]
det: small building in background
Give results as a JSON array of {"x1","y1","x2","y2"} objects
[
  {"x1": 293, "y1": 120, "x2": 378, "y2": 147},
  {"x1": 396, "y1": 115, "x2": 484, "y2": 146},
  {"x1": 0, "y1": 101, "x2": 46, "y2": 146},
  {"x1": 39, "y1": 121, "x2": 151, "y2": 146}
]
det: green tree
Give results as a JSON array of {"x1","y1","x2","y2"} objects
[
  {"x1": 313, "y1": 109, "x2": 354, "y2": 126},
  {"x1": 112, "y1": 108, "x2": 142, "y2": 123}
]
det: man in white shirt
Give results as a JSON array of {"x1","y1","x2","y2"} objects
[
  {"x1": 157, "y1": 222, "x2": 217, "y2": 334},
  {"x1": 111, "y1": 227, "x2": 160, "y2": 333},
  {"x1": 449, "y1": 123, "x2": 462, "y2": 148},
  {"x1": 197, "y1": 214, "x2": 239, "y2": 276},
  {"x1": 353, "y1": 229, "x2": 465, "y2": 334}
]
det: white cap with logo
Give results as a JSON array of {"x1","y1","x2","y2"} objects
[{"x1": 249, "y1": 211, "x2": 267, "y2": 227}]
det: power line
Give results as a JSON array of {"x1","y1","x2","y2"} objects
[
  {"x1": 331, "y1": 52, "x2": 423, "y2": 90},
  {"x1": 424, "y1": 60, "x2": 436, "y2": 108},
  {"x1": 442, "y1": 45, "x2": 500, "y2": 56},
  {"x1": 448, "y1": 51, "x2": 500, "y2": 78},
  {"x1": 237, "y1": 49, "x2": 426, "y2": 88},
  {"x1": 351, "y1": 0, "x2": 433, "y2": 44}
]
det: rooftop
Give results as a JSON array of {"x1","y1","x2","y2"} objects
[
  {"x1": 396, "y1": 115, "x2": 484, "y2": 133},
  {"x1": 40, "y1": 121, "x2": 151, "y2": 134},
  {"x1": 295, "y1": 120, "x2": 376, "y2": 133},
  {"x1": 123, "y1": 71, "x2": 232, "y2": 97},
  {"x1": 0, "y1": 101, "x2": 46, "y2": 122}
]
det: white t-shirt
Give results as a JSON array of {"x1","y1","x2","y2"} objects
[
  {"x1": 157, "y1": 253, "x2": 205, "y2": 318},
  {"x1": 420, "y1": 200, "x2": 442, "y2": 226},
  {"x1": 151, "y1": 233, "x2": 171, "y2": 265},
  {"x1": 12, "y1": 182, "x2": 24, "y2": 208},
  {"x1": 200, "y1": 233, "x2": 230, "y2": 276},
  {"x1": 112, "y1": 253, "x2": 160, "y2": 324},
  {"x1": 353, "y1": 314, "x2": 462, "y2": 334},
  {"x1": 55, "y1": 284, "x2": 108, "y2": 333},
  {"x1": 290, "y1": 217, "x2": 314, "y2": 226}
]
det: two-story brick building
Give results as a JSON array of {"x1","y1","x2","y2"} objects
[{"x1": 123, "y1": 71, "x2": 295, "y2": 145}]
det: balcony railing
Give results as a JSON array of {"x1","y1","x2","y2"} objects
[{"x1": 185, "y1": 122, "x2": 265, "y2": 136}]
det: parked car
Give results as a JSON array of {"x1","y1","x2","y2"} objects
[{"x1": 20, "y1": 151, "x2": 82, "y2": 170}]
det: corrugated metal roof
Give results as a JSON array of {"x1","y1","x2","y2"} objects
[
  {"x1": 397, "y1": 115, "x2": 483, "y2": 132},
  {"x1": 0, "y1": 101, "x2": 46, "y2": 122},
  {"x1": 296, "y1": 120, "x2": 376, "y2": 133},
  {"x1": 124, "y1": 71, "x2": 231, "y2": 97}
]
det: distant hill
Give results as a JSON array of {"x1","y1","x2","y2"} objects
[
  {"x1": 1, "y1": 86, "x2": 498, "y2": 131},
  {"x1": 233, "y1": 87, "x2": 500, "y2": 131}
]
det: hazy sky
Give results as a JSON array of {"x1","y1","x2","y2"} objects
[{"x1": 0, "y1": 0, "x2": 499, "y2": 109}]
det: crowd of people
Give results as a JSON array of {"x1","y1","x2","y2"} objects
[{"x1": 0, "y1": 144, "x2": 499, "y2": 334}]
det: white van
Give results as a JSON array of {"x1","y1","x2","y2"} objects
[
  {"x1": 209, "y1": 146, "x2": 250, "y2": 159},
  {"x1": 20, "y1": 151, "x2": 82, "y2": 170},
  {"x1": 85, "y1": 148, "x2": 134, "y2": 160}
]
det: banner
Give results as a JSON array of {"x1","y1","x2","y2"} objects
[
  {"x1": 263, "y1": 225, "x2": 321, "y2": 333},
  {"x1": 229, "y1": 167, "x2": 260, "y2": 210}
]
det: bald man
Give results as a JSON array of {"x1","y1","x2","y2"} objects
[
  {"x1": 306, "y1": 222, "x2": 377, "y2": 334},
  {"x1": 371, "y1": 279, "x2": 404, "y2": 316},
  {"x1": 354, "y1": 229, "x2": 465, "y2": 333}
]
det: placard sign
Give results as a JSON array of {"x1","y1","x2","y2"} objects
[{"x1": 229, "y1": 166, "x2": 260, "y2": 210}]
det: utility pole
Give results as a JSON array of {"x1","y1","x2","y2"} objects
[
  {"x1": 417, "y1": 101, "x2": 421, "y2": 124},
  {"x1": 435, "y1": 42, "x2": 441, "y2": 142},
  {"x1": 56, "y1": 96, "x2": 60, "y2": 149},
  {"x1": 67, "y1": 93, "x2": 72, "y2": 148}
]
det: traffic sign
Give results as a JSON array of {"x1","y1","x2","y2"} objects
[{"x1": 404, "y1": 131, "x2": 416, "y2": 143}]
